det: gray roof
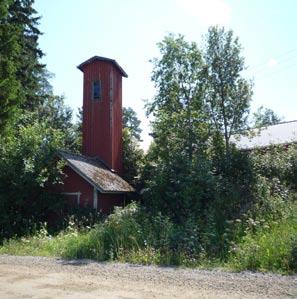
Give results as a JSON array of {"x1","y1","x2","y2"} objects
[
  {"x1": 77, "y1": 56, "x2": 128, "y2": 78},
  {"x1": 231, "y1": 121, "x2": 297, "y2": 150},
  {"x1": 59, "y1": 151, "x2": 134, "y2": 193}
]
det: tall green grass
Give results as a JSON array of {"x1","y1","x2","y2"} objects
[
  {"x1": 0, "y1": 202, "x2": 296, "y2": 273},
  {"x1": 0, "y1": 204, "x2": 171, "y2": 263},
  {"x1": 227, "y1": 205, "x2": 297, "y2": 274}
]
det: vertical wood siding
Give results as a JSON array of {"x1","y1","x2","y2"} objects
[{"x1": 81, "y1": 60, "x2": 123, "y2": 174}]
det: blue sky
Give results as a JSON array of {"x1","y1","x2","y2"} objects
[{"x1": 35, "y1": 0, "x2": 297, "y2": 149}]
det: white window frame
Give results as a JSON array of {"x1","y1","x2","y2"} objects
[
  {"x1": 93, "y1": 187, "x2": 98, "y2": 210},
  {"x1": 61, "y1": 192, "x2": 81, "y2": 206}
]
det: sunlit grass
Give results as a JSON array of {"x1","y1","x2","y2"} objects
[{"x1": 1, "y1": 203, "x2": 296, "y2": 274}]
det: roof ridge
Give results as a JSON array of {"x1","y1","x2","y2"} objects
[
  {"x1": 77, "y1": 56, "x2": 128, "y2": 77},
  {"x1": 58, "y1": 150, "x2": 134, "y2": 193},
  {"x1": 231, "y1": 119, "x2": 297, "y2": 150},
  {"x1": 232, "y1": 119, "x2": 297, "y2": 136},
  {"x1": 260, "y1": 119, "x2": 297, "y2": 128}
]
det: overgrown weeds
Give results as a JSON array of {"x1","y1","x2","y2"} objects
[
  {"x1": 227, "y1": 204, "x2": 297, "y2": 274},
  {"x1": 1, "y1": 201, "x2": 296, "y2": 274}
]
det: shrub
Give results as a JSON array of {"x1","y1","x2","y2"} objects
[{"x1": 228, "y1": 204, "x2": 297, "y2": 273}]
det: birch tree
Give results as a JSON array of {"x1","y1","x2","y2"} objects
[{"x1": 204, "y1": 26, "x2": 253, "y2": 156}]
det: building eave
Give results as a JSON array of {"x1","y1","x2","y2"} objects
[
  {"x1": 58, "y1": 150, "x2": 135, "y2": 193},
  {"x1": 77, "y1": 56, "x2": 128, "y2": 78}
]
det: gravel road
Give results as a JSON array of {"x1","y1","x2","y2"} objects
[{"x1": 0, "y1": 255, "x2": 296, "y2": 298}]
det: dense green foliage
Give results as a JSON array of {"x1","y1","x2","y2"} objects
[
  {"x1": 0, "y1": 203, "x2": 212, "y2": 265},
  {"x1": 145, "y1": 34, "x2": 211, "y2": 225},
  {"x1": 122, "y1": 107, "x2": 144, "y2": 187},
  {"x1": 228, "y1": 204, "x2": 297, "y2": 273},
  {"x1": 139, "y1": 28, "x2": 296, "y2": 272},
  {"x1": 122, "y1": 128, "x2": 144, "y2": 187},
  {"x1": 0, "y1": 121, "x2": 65, "y2": 239},
  {"x1": 8, "y1": 0, "x2": 47, "y2": 111},
  {"x1": 204, "y1": 27, "x2": 252, "y2": 154},
  {"x1": 1, "y1": 201, "x2": 296, "y2": 273},
  {"x1": 0, "y1": 0, "x2": 22, "y2": 131},
  {"x1": 0, "y1": 0, "x2": 81, "y2": 241},
  {"x1": 1, "y1": 136, "x2": 297, "y2": 272},
  {"x1": 143, "y1": 29, "x2": 255, "y2": 247}
]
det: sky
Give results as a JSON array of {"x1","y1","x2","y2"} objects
[{"x1": 34, "y1": 0, "x2": 297, "y2": 150}]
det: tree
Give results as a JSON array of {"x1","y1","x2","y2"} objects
[
  {"x1": 0, "y1": 91, "x2": 80, "y2": 240},
  {"x1": 204, "y1": 26, "x2": 253, "y2": 156},
  {"x1": 0, "y1": 1, "x2": 82, "y2": 239},
  {"x1": 34, "y1": 96, "x2": 81, "y2": 152},
  {"x1": 122, "y1": 107, "x2": 143, "y2": 187},
  {"x1": 0, "y1": 121, "x2": 65, "y2": 240},
  {"x1": 122, "y1": 128, "x2": 143, "y2": 187},
  {"x1": 0, "y1": 0, "x2": 22, "y2": 132},
  {"x1": 123, "y1": 107, "x2": 142, "y2": 141},
  {"x1": 0, "y1": 0, "x2": 53, "y2": 132},
  {"x1": 147, "y1": 34, "x2": 209, "y2": 163},
  {"x1": 253, "y1": 106, "x2": 282, "y2": 128},
  {"x1": 144, "y1": 34, "x2": 213, "y2": 223},
  {"x1": 8, "y1": 0, "x2": 47, "y2": 110}
]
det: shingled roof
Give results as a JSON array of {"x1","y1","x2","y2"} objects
[
  {"x1": 231, "y1": 120, "x2": 297, "y2": 150},
  {"x1": 59, "y1": 151, "x2": 134, "y2": 193}
]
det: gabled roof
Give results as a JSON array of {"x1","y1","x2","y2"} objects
[
  {"x1": 77, "y1": 56, "x2": 128, "y2": 78},
  {"x1": 231, "y1": 120, "x2": 297, "y2": 150},
  {"x1": 59, "y1": 151, "x2": 134, "y2": 193}
]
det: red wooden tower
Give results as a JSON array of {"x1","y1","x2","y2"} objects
[
  {"x1": 78, "y1": 56, "x2": 128, "y2": 174},
  {"x1": 55, "y1": 56, "x2": 133, "y2": 213}
]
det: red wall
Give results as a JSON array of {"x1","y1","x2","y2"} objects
[
  {"x1": 111, "y1": 68, "x2": 123, "y2": 175},
  {"x1": 98, "y1": 193, "x2": 125, "y2": 214},
  {"x1": 55, "y1": 166, "x2": 125, "y2": 213},
  {"x1": 81, "y1": 60, "x2": 123, "y2": 175},
  {"x1": 55, "y1": 166, "x2": 93, "y2": 208}
]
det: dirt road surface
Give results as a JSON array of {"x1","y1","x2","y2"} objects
[{"x1": 0, "y1": 255, "x2": 296, "y2": 299}]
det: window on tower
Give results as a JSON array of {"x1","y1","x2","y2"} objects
[{"x1": 92, "y1": 80, "x2": 101, "y2": 100}]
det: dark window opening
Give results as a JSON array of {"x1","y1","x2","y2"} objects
[{"x1": 92, "y1": 80, "x2": 101, "y2": 100}]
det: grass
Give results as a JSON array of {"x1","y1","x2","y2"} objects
[
  {"x1": 0, "y1": 203, "x2": 296, "y2": 274},
  {"x1": 227, "y1": 216, "x2": 297, "y2": 274}
]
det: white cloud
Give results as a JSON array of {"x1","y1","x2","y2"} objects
[
  {"x1": 267, "y1": 58, "x2": 278, "y2": 68},
  {"x1": 176, "y1": 0, "x2": 231, "y2": 26}
]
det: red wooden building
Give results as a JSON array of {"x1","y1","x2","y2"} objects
[{"x1": 56, "y1": 56, "x2": 134, "y2": 214}]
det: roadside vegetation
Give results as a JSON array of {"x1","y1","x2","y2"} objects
[
  {"x1": 0, "y1": 0, "x2": 296, "y2": 275},
  {"x1": 1, "y1": 200, "x2": 296, "y2": 274}
]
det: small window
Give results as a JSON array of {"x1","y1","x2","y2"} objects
[{"x1": 92, "y1": 80, "x2": 101, "y2": 100}]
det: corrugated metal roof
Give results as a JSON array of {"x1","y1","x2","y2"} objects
[
  {"x1": 231, "y1": 120, "x2": 297, "y2": 150},
  {"x1": 59, "y1": 151, "x2": 134, "y2": 193},
  {"x1": 77, "y1": 56, "x2": 128, "y2": 78}
]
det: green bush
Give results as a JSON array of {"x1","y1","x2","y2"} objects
[
  {"x1": 251, "y1": 144, "x2": 297, "y2": 192},
  {"x1": 228, "y1": 204, "x2": 297, "y2": 273},
  {"x1": 0, "y1": 122, "x2": 66, "y2": 241}
]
